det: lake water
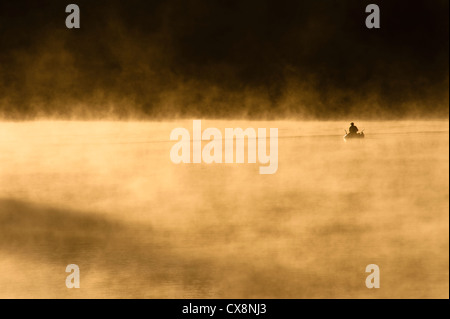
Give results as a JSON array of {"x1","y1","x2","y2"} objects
[{"x1": 0, "y1": 120, "x2": 448, "y2": 298}]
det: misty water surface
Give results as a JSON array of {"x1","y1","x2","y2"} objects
[{"x1": 0, "y1": 120, "x2": 448, "y2": 298}]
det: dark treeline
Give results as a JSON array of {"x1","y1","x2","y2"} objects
[{"x1": 0, "y1": 0, "x2": 448, "y2": 120}]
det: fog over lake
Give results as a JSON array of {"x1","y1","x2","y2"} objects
[{"x1": 0, "y1": 120, "x2": 448, "y2": 298}]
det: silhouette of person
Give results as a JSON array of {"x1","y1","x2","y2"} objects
[{"x1": 349, "y1": 122, "x2": 358, "y2": 134}]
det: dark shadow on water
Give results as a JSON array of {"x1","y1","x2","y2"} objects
[{"x1": 0, "y1": 199, "x2": 214, "y2": 297}]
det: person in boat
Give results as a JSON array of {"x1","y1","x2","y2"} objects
[{"x1": 349, "y1": 122, "x2": 359, "y2": 135}]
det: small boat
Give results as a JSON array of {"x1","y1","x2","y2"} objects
[{"x1": 344, "y1": 130, "x2": 364, "y2": 141}]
